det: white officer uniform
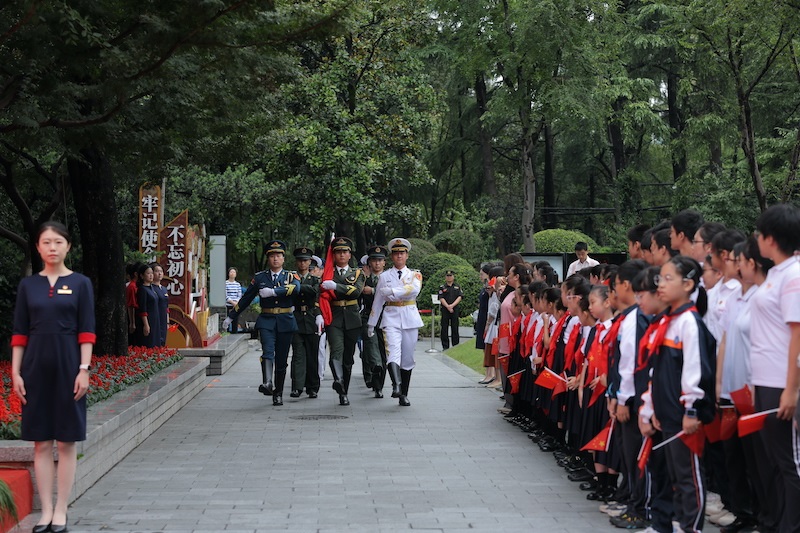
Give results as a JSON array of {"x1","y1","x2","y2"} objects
[{"x1": 368, "y1": 264, "x2": 423, "y2": 370}]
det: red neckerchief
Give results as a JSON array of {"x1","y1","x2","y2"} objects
[
  {"x1": 636, "y1": 314, "x2": 663, "y2": 372},
  {"x1": 521, "y1": 313, "x2": 536, "y2": 357},
  {"x1": 643, "y1": 303, "x2": 697, "y2": 364},
  {"x1": 546, "y1": 311, "x2": 571, "y2": 368},
  {"x1": 564, "y1": 320, "x2": 582, "y2": 373},
  {"x1": 533, "y1": 318, "x2": 546, "y2": 365},
  {"x1": 509, "y1": 314, "x2": 522, "y2": 354},
  {"x1": 586, "y1": 323, "x2": 607, "y2": 378}
]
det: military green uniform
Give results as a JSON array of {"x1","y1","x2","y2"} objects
[
  {"x1": 360, "y1": 246, "x2": 389, "y2": 397},
  {"x1": 290, "y1": 247, "x2": 321, "y2": 398},
  {"x1": 322, "y1": 237, "x2": 365, "y2": 406}
]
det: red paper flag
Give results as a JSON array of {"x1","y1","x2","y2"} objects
[
  {"x1": 730, "y1": 385, "x2": 755, "y2": 416},
  {"x1": 498, "y1": 354, "x2": 510, "y2": 374},
  {"x1": 720, "y1": 407, "x2": 738, "y2": 440},
  {"x1": 737, "y1": 408, "x2": 779, "y2": 437},
  {"x1": 588, "y1": 384, "x2": 607, "y2": 407},
  {"x1": 508, "y1": 370, "x2": 524, "y2": 394},
  {"x1": 679, "y1": 427, "x2": 706, "y2": 456},
  {"x1": 705, "y1": 412, "x2": 722, "y2": 443},
  {"x1": 581, "y1": 420, "x2": 613, "y2": 452},
  {"x1": 534, "y1": 367, "x2": 565, "y2": 390},
  {"x1": 551, "y1": 379, "x2": 567, "y2": 398},
  {"x1": 319, "y1": 234, "x2": 336, "y2": 326},
  {"x1": 637, "y1": 436, "x2": 653, "y2": 477}
]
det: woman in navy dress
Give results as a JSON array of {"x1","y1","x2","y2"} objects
[
  {"x1": 11, "y1": 221, "x2": 95, "y2": 533},
  {"x1": 151, "y1": 263, "x2": 169, "y2": 346},
  {"x1": 135, "y1": 263, "x2": 161, "y2": 348}
]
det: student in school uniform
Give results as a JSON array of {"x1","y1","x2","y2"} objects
[
  {"x1": 670, "y1": 209, "x2": 705, "y2": 257},
  {"x1": 692, "y1": 222, "x2": 727, "y2": 265},
  {"x1": 705, "y1": 229, "x2": 746, "y2": 343},
  {"x1": 640, "y1": 256, "x2": 717, "y2": 533},
  {"x1": 650, "y1": 229, "x2": 678, "y2": 267},
  {"x1": 627, "y1": 224, "x2": 650, "y2": 260},
  {"x1": 749, "y1": 204, "x2": 800, "y2": 533}
]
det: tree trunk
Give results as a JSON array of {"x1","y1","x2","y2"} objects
[
  {"x1": 543, "y1": 122, "x2": 556, "y2": 228},
  {"x1": 521, "y1": 134, "x2": 537, "y2": 253},
  {"x1": 67, "y1": 146, "x2": 128, "y2": 356},
  {"x1": 667, "y1": 71, "x2": 686, "y2": 183},
  {"x1": 474, "y1": 74, "x2": 496, "y2": 197},
  {"x1": 738, "y1": 95, "x2": 767, "y2": 211}
]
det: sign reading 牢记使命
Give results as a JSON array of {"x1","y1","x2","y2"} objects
[{"x1": 138, "y1": 184, "x2": 163, "y2": 261}]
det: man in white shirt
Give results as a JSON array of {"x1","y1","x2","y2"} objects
[{"x1": 566, "y1": 241, "x2": 599, "y2": 278}]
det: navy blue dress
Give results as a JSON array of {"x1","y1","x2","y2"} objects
[
  {"x1": 12, "y1": 273, "x2": 95, "y2": 442},
  {"x1": 136, "y1": 283, "x2": 161, "y2": 348},
  {"x1": 154, "y1": 284, "x2": 169, "y2": 346}
]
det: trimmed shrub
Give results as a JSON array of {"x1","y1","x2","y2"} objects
[
  {"x1": 417, "y1": 263, "x2": 481, "y2": 317},
  {"x1": 408, "y1": 238, "x2": 437, "y2": 268},
  {"x1": 414, "y1": 252, "x2": 471, "y2": 284},
  {"x1": 532, "y1": 229, "x2": 599, "y2": 253},
  {"x1": 431, "y1": 229, "x2": 486, "y2": 267}
]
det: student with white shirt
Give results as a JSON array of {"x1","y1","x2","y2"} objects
[{"x1": 749, "y1": 204, "x2": 800, "y2": 533}]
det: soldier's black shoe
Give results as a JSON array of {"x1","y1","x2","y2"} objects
[
  {"x1": 308, "y1": 391, "x2": 318, "y2": 399},
  {"x1": 375, "y1": 390, "x2": 383, "y2": 398},
  {"x1": 289, "y1": 389, "x2": 302, "y2": 398},
  {"x1": 273, "y1": 395, "x2": 283, "y2": 406},
  {"x1": 399, "y1": 395, "x2": 410, "y2": 406},
  {"x1": 371, "y1": 365, "x2": 383, "y2": 391},
  {"x1": 258, "y1": 382, "x2": 273, "y2": 396},
  {"x1": 332, "y1": 380, "x2": 345, "y2": 395},
  {"x1": 339, "y1": 394, "x2": 350, "y2": 406}
]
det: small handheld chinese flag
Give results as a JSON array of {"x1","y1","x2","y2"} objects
[
  {"x1": 508, "y1": 370, "x2": 524, "y2": 394},
  {"x1": 534, "y1": 367, "x2": 565, "y2": 390},
  {"x1": 737, "y1": 408, "x2": 779, "y2": 437},
  {"x1": 720, "y1": 407, "x2": 738, "y2": 440},
  {"x1": 680, "y1": 427, "x2": 706, "y2": 456},
  {"x1": 730, "y1": 384, "x2": 755, "y2": 416},
  {"x1": 704, "y1": 413, "x2": 722, "y2": 443},
  {"x1": 498, "y1": 354, "x2": 510, "y2": 374},
  {"x1": 637, "y1": 436, "x2": 653, "y2": 477},
  {"x1": 588, "y1": 383, "x2": 607, "y2": 407},
  {"x1": 581, "y1": 419, "x2": 613, "y2": 452},
  {"x1": 551, "y1": 378, "x2": 567, "y2": 398}
]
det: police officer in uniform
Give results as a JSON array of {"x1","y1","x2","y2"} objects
[
  {"x1": 438, "y1": 270, "x2": 463, "y2": 349},
  {"x1": 224, "y1": 240, "x2": 300, "y2": 406},
  {"x1": 360, "y1": 245, "x2": 389, "y2": 398},
  {"x1": 367, "y1": 238, "x2": 423, "y2": 406},
  {"x1": 290, "y1": 246, "x2": 323, "y2": 399},
  {"x1": 320, "y1": 237, "x2": 365, "y2": 406}
]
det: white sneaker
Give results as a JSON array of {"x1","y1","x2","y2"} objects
[
  {"x1": 606, "y1": 506, "x2": 627, "y2": 518},
  {"x1": 705, "y1": 499, "x2": 725, "y2": 515},
  {"x1": 706, "y1": 491, "x2": 721, "y2": 503},
  {"x1": 713, "y1": 511, "x2": 736, "y2": 527},
  {"x1": 641, "y1": 527, "x2": 659, "y2": 533}
]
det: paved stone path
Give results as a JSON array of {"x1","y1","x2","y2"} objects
[{"x1": 55, "y1": 340, "x2": 654, "y2": 532}]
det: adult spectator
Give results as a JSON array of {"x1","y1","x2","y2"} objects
[
  {"x1": 225, "y1": 267, "x2": 243, "y2": 333},
  {"x1": 438, "y1": 270, "x2": 463, "y2": 350},
  {"x1": 566, "y1": 241, "x2": 599, "y2": 278}
]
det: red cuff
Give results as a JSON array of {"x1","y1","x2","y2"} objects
[
  {"x1": 10, "y1": 334, "x2": 28, "y2": 348},
  {"x1": 138, "y1": 312, "x2": 149, "y2": 317},
  {"x1": 78, "y1": 332, "x2": 96, "y2": 345}
]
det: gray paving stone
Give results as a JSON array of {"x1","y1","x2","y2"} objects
[{"x1": 10, "y1": 339, "x2": 723, "y2": 532}]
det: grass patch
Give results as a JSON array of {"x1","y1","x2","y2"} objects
[{"x1": 442, "y1": 341, "x2": 485, "y2": 374}]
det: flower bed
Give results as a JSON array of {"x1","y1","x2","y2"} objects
[{"x1": 0, "y1": 347, "x2": 182, "y2": 440}]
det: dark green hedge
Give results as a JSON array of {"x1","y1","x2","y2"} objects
[
  {"x1": 431, "y1": 229, "x2": 486, "y2": 267},
  {"x1": 417, "y1": 262, "x2": 481, "y2": 317},
  {"x1": 532, "y1": 229, "x2": 599, "y2": 253}
]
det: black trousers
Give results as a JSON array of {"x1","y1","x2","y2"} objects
[
  {"x1": 648, "y1": 433, "x2": 674, "y2": 533},
  {"x1": 440, "y1": 308, "x2": 459, "y2": 349},
  {"x1": 619, "y1": 416, "x2": 649, "y2": 518},
  {"x1": 754, "y1": 386, "x2": 800, "y2": 533},
  {"x1": 719, "y1": 399, "x2": 757, "y2": 519},
  {"x1": 663, "y1": 429, "x2": 706, "y2": 533}
]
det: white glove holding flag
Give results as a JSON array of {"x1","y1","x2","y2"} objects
[
  {"x1": 321, "y1": 280, "x2": 337, "y2": 290},
  {"x1": 259, "y1": 287, "x2": 275, "y2": 298},
  {"x1": 315, "y1": 315, "x2": 325, "y2": 335}
]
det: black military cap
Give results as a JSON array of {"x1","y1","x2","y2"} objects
[
  {"x1": 293, "y1": 246, "x2": 313, "y2": 260},
  {"x1": 332, "y1": 237, "x2": 354, "y2": 252},
  {"x1": 264, "y1": 240, "x2": 287, "y2": 255},
  {"x1": 445, "y1": 270, "x2": 455, "y2": 276},
  {"x1": 367, "y1": 245, "x2": 389, "y2": 259}
]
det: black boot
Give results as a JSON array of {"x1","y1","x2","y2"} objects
[
  {"x1": 399, "y1": 368, "x2": 412, "y2": 406},
  {"x1": 330, "y1": 359, "x2": 345, "y2": 396},
  {"x1": 339, "y1": 366, "x2": 351, "y2": 405},
  {"x1": 273, "y1": 371, "x2": 286, "y2": 406},
  {"x1": 387, "y1": 362, "x2": 402, "y2": 398},
  {"x1": 372, "y1": 364, "x2": 384, "y2": 397},
  {"x1": 258, "y1": 358, "x2": 274, "y2": 395}
]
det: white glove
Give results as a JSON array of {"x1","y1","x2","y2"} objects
[
  {"x1": 380, "y1": 287, "x2": 393, "y2": 297},
  {"x1": 222, "y1": 317, "x2": 232, "y2": 330},
  {"x1": 315, "y1": 315, "x2": 325, "y2": 335},
  {"x1": 259, "y1": 287, "x2": 275, "y2": 298},
  {"x1": 321, "y1": 280, "x2": 337, "y2": 290},
  {"x1": 367, "y1": 326, "x2": 375, "y2": 338}
]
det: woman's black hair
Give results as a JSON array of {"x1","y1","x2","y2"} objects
[
  {"x1": 529, "y1": 281, "x2": 548, "y2": 295},
  {"x1": 136, "y1": 263, "x2": 153, "y2": 286},
  {"x1": 738, "y1": 235, "x2": 774, "y2": 275},
  {"x1": 511, "y1": 263, "x2": 533, "y2": 286},
  {"x1": 488, "y1": 265, "x2": 505, "y2": 278},
  {"x1": 544, "y1": 287, "x2": 564, "y2": 310},
  {"x1": 632, "y1": 266, "x2": 659, "y2": 293},
  {"x1": 37, "y1": 220, "x2": 71, "y2": 244}
]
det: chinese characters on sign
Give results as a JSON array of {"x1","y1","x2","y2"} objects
[
  {"x1": 159, "y1": 210, "x2": 190, "y2": 310},
  {"x1": 138, "y1": 185, "x2": 163, "y2": 261}
]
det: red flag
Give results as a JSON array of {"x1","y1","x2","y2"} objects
[
  {"x1": 720, "y1": 407, "x2": 738, "y2": 440},
  {"x1": 318, "y1": 234, "x2": 336, "y2": 326},
  {"x1": 637, "y1": 436, "x2": 653, "y2": 477},
  {"x1": 737, "y1": 408, "x2": 779, "y2": 437},
  {"x1": 551, "y1": 379, "x2": 567, "y2": 398},
  {"x1": 679, "y1": 428, "x2": 706, "y2": 456},
  {"x1": 588, "y1": 383, "x2": 607, "y2": 407},
  {"x1": 704, "y1": 412, "x2": 722, "y2": 443},
  {"x1": 581, "y1": 419, "x2": 612, "y2": 452},
  {"x1": 534, "y1": 367, "x2": 565, "y2": 390},
  {"x1": 498, "y1": 354, "x2": 510, "y2": 374},
  {"x1": 508, "y1": 370, "x2": 524, "y2": 394},
  {"x1": 730, "y1": 385, "x2": 755, "y2": 416}
]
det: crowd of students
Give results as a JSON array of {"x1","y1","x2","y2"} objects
[{"x1": 477, "y1": 204, "x2": 800, "y2": 533}]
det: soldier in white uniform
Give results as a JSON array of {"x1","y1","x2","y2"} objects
[{"x1": 367, "y1": 238, "x2": 423, "y2": 406}]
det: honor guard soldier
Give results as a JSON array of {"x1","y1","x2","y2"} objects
[
  {"x1": 438, "y1": 270, "x2": 463, "y2": 349},
  {"x1": 367, "y1": 238, "x2": 423, "y2": 406},
  {"x1": 360, "y1": 245, "x2": 389, "y2": 398},
  {"x1": 224, "y1": 240, "x2": 300, "y2": 406},
  {"x1": 320, "y1": 237, "x2": 365, "y2": 405},
  {"x1": 290, "y1": 246, "x2": 323, "y2": 399}
]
